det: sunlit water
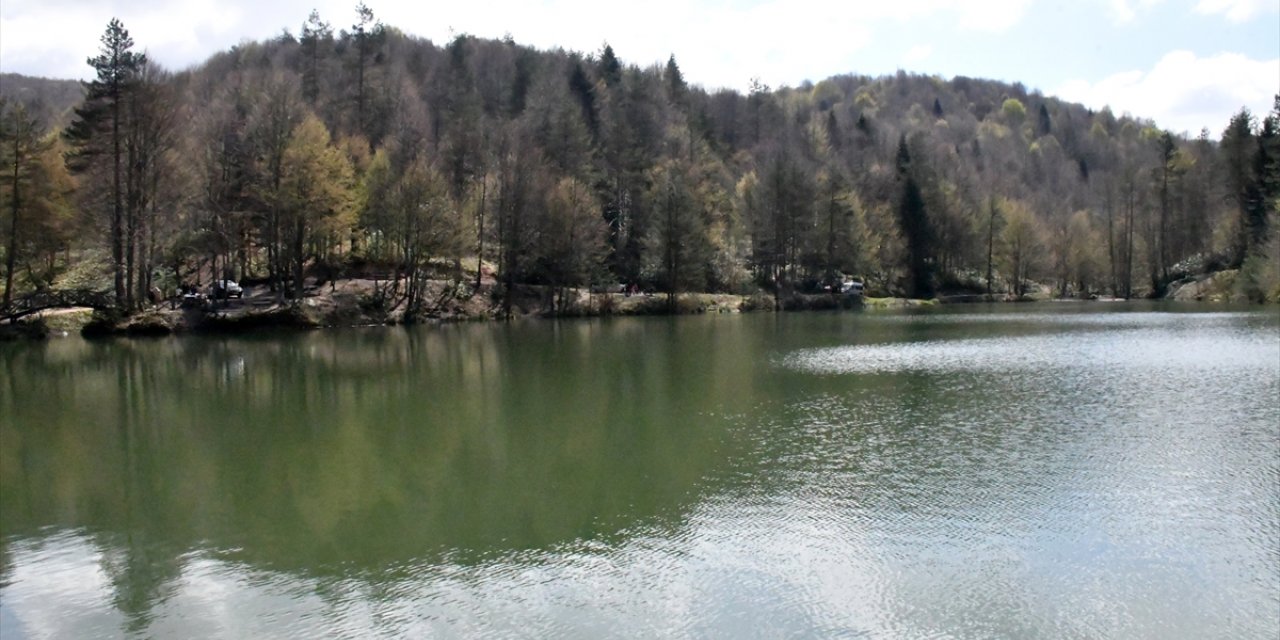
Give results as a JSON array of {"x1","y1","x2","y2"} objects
[{"x1": 2, "y1": 304, "x2": 1278, "y2": 638}]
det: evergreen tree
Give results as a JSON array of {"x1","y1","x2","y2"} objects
[
  {"x1": 509, "y1": 47, "x2": 534, "y2": 118},
  {"x1": 665, "y1": 55, "x2": 687, "y2": 109},
  {"x1": 1221, "y1": 109, "x2": 1259, "y2": 264},
  {"x1": 1251, "y1": 102, "x2": 1279, "y2": 249},
  {"x1": 650, "y1": 160, "x2": 703, "y2": 310},
  {"x1": 64, "y1": 18, "x2": 146, "y2": 306},
  {"x1": 540, "y1": 176, "x2": 606, "y2": 312},
  {"x1": 825, "y1": 111, "x2": 841, "y2": 152},
  {"x1": 599, "y1": 44, "x2": 622, "y2": 88},
  {"x1": 299, "y1": 10, "x2": 333, "y2": 107},
  {"x1": 1151, "y1": 131, "x2": 1180, "y2": 292},
  {"x1": 8, "y1": 17, "x2": 1279, "y2": 311},
  {"x1": 895, "y1": 135, "x2": 934, "y2": 298},
  {"x1": 855, "y1": 113, "x2": 871, "y2": 137},
  {"x1": 567, "y1": 61, "x2": 599, "y2": 140},
  {"x1": 349, "y1": 2, "x2": 384, "y2": 138}
]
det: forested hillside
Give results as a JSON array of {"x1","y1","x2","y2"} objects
[
  {"x1": 0, "y1": 73, "x2": 84, "y2": 130},
  {"x1": 2, "y1": 6, "x2": 1278, "y2": 318}
]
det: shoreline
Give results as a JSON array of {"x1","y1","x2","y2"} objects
[
  {"x1": 4, "y1": 277, "x2": 931, "y2": 340},
  {"x1": 0, "y1": 271, "x2": 1259, "y2": 341}
]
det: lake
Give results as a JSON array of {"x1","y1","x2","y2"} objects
[{"x1": 2, "y1": 304, "x2": 1278, "y2": 638}]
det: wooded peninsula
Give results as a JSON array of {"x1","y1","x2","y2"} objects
[{"x1": 2, "y1": 6, "x2": 1278, "y2": 335}]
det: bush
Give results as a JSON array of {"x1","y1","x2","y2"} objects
[
  {"x1": 0, "y1": 318, "x2": 50, "y2": 340},
  {"x1": 594, "y1": 294, "x2": 617, "y2": 316},
  {"x1": 781, "y1": 293, "x2": 840, "y2": 311},
  {"x1": 1237, "y1": 250, "x2": 1280, "y2": 303},
  {"x1": 739, "y1": 293, "x2": 777, "y2": 312}
]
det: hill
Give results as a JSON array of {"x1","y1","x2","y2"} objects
[
  {"x1": 0, "y1": 72, "x2": 83, "y2": 130},
  {"x1": 1, "y1": 11, "x2": 1277, "y2": 319}
]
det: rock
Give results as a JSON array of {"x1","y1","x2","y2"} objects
[{"x1": 1167, "y1": 270, "x2": 1238, "y2": 302}]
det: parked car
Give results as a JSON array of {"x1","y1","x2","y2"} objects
[{"x1": 213, "y1": 279, "x2": 243, "y2": 299}]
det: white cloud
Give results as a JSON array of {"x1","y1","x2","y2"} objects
[
  {"x1": 1106, "y1": 0, "x2": 1166, "y2": 24},
  {"x1": 1194, "y1": 0, "x2": 1271, "y2": 22},
  {"x1": 1, "y1": 0, "x2": 266, "y2": 79},
  {"x1": 954, "y1": 0, "x2": 1033, "y2": 32},
  {"x1": 904, "y1": 45, "x2": 934, "y2": 65},
  {"x1": 1055, "y1": 50, "x2": 1280, "y2": 137}
]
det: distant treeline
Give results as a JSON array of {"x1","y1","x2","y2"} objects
[{"x1": 2, "y1": 5, "x2": 1278, "y2": 315}]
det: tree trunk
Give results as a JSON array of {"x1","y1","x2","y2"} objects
[
  {"x1": 986, "y1": 198, "x2": 996, "y2": 295},
  {"x1": 1123, "y1": 184, "x2": 1135, "y2": 300},
  {"x1": 475, "y1": 175, "x2": 486, "y2": 289},
  {"x1": 3, "y1": 149, "x2": 20, "y2": 310},
  {"x1": 1106, "y1": 186, "x2": 1116, "y2": 297},
  {"x1": 293, "y1": 217, "x2": 305, "y2": 300},
  {"x1": 112, "y1": 78, "x2": 126, "y2": 307}
]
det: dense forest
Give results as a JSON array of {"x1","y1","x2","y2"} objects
[
  {"x1": 0, "y1": 73, "x2": 84, "y2": 131},
  {"x1": 2, "y1": 6, "x2": 1278, "y2": 320}
]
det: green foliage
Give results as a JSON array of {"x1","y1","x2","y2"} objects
[
  {"x1": 1, "y1": 103, "x2": 74, "y2": 306},
  {"x1": 567, "y1": 61, "x2": 599, "y2": 140},
  {"x1": 62, "y1": 18, "x2": 159, "y2": 309},
  {"x1": 811, "y1": 80, "x2": 844, "y2": 111},
  {"x1": 665, "y1": 55, "x2": 688, "y2": 108},
  {"x1": 998, "y1": 198, "x2": 1042, "y2": 296},
  {"x1": 1001, "y1": 98, "x2": 1026, "y2": 123},
  {"x1": 538, "y1": 176, "x2": 607, "y2": 310},
  {"x1": 647, "y1": 159, "x2": 713, "y2": 306},
  {"x1": 1235, "y1": 249, "x2": 1279, "y2": 303},
  {"x1": 897, "y1": 174, "x2": 933, "y2": 297},
  {"x1": 8, "y1": 15, "x2": 1275, "y2": 312},
  {"x1": 280, "y1": 113, "x2": 356, "y2": 296},
  {"x1": 599, "y1": 44, "x2": 622, "y2": 88},
  {"x1": 299, "y1": 10, "x2": 333, "y2": 105}
]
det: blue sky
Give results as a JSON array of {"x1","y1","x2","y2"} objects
[{"x1": 1, "y1": 0, "x2": 1276, "y2": 136}]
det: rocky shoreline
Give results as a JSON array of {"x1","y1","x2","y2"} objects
[
  {"x1": 3, "y1": 278, "x2": 873, "y2": 340},
  {"x1": 4, "y1": 270, "x2": 1263, "y2": 341}
]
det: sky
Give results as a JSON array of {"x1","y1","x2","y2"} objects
[{"x1": 1, "y1": 0, "x2": 1276, "y2": 137}]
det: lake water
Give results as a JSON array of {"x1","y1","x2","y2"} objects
[{"x1": 2, "y1": 304, "x2": 1278, "y2": 638}]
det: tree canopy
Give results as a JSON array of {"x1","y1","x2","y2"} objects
[{"x1": 4, "y1": 12, "x2": 1279, "y2": 315}]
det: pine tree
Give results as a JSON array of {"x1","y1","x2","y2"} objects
[
  {"x1": 825, "y1": 111, "x2": 842, "y2": 152},
  {"x1": 1251, "y1": 102, "x2": 1279, "y2": 250},
  {"x1": 599, "y1": 44, "x2": 622, "y2": 88},
  {"x1": 568, "y1": 62, "x2": 599, "y2": 140},
  {"x1": 665, "y1": 55, "x2": 687, "y2": 109},
  {"x1": 300, "y1": 10, "x2": 333, "y2": 106},
  {"x1": 895, "y1": 135, "x2": 934, "y2": 298},
  {"x1": 64, "y1": 18, "x2": 146, "y2": 307},
  {"x1": 1152, "y1": 131, "x2": 1179, "y2": 292},
  {"x1": 350, "y1": 2, "x2": 383, "y2": 138},
  {"x1": 1221, "y1": 109, "x2": 1258, "y2": 264}
]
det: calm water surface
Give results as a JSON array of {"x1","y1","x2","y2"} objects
[{"x1": 1, "y1": 304, "x2": 1278, "y2": 638}]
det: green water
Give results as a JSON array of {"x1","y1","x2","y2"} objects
[{"x1": 2, "y1": 305, "x2": 1278, "y2": 638}]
